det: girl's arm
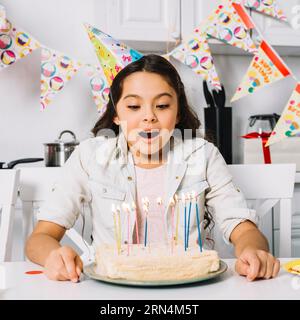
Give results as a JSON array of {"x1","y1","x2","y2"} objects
[
  {"x1": 230, "y1": 220, "x2": 280, "y2": 281},
  {"x1": 26, "y1": 221, "x2": 82, "y2": 282}
]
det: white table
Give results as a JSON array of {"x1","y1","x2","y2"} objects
[{"x1": 0, "y1": 259, "x2": 300, "y2": 300}]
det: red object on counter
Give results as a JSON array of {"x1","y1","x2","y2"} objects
[
  {"x1": 242, "y1": 132, "x2": 272, "y2": 164},
  {"x1": 25, "y1": 270, "x2": 43, "y2": 275}
]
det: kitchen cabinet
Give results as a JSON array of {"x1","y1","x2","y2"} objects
[
  {"x1": 96, "y1": 0, "x2": 300, "y2": 54},
  {"x1": 95, "y1": 0, "x2": 181, "y2": 51},
  {"x1": 250, "y1": 0, "x2": 300, "y2": 48},
  {"x1": 181, "y1": 0, "x2": 300, "y2": 55}
]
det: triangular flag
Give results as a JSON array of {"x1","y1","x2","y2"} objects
[
  {"x1": 0, "y1": 19, "x2": 40, "y2": 70},
  {"x1": 237, "y1": 0, "x2": 287, "y2": 22},
  {"x1": 266, "y1": 83, "x2": 300, "y2": 146},
  {"x1": 0, "y1": 4, "x2": 7, "y2": 30},
  {"x1": 85, "y1": 64, "x2": 110, "y2": 115},
  {"x1": 231, "y1": 40, "x2": 291, "y2": 102},
  {"x1": 84, "y1": 23, "x2": 143, "y2": 86},
  {"x1": 203, "y1": 0, "x2": 257, "y2": 54},
  {"x1": 170, "y1": 28, "x2": 221, "y2": 90},
  {"x1": 40, "y1": 47, "x2": 82, "y2": 110}
]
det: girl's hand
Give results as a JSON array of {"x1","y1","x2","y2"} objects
[
  {"x1": 235, "y1": 247, "x2": 280, "y2": 281},
  {"x1": 44, "y1": 246, "x2": 83, "y2": 282}
]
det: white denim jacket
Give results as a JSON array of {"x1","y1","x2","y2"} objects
[{"x1": 37, "y1": 132, "x2": 258, "y2": 249}]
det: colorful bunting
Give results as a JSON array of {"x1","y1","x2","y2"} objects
[
  {"x1": 170, "y1": 28, "x2": 221, "y2": 90},
  {"x1": 236, "y1": 0, "x2": 287, "y2": 22},
  {"x1": 0, "y1": 19, "x2": 40, "y2": 70},
  {"x1": 84, "y1": 23, "x2": 143, "y2": 86},
  {"x1": 203, "y1": 0, "x2": 257, "y2": 54},
  {"x1": 0, "y1": 4, "x2": 6, "y2": 30},
  {"x1": 85, "y1": 64, "x2": 110, "y2": 115},
  {"x1": 231, "y1": 40, "x2": 291, "y2": 102},
  {"x1": 267, "y1": 83, "x2": 300, "y2": 146},
  {"x1": 40, "y1": 47, "x2": 82, "y2": 110}
]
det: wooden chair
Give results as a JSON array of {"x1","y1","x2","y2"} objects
[
  {"x1": 214, "y1": 164, "x2": 296, "y2": 258},
  {"x1": 0, "y1": 170, "x2": 20, "y2": 262},
  {"x1": 18, "y1": 167, "x2": 93, "y2": 263}
]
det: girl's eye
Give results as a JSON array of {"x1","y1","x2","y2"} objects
[
  {"x1": 156, "y1": 104, "x2": 169, "y2": 109},
  {"x1": 128, "y1": 105, "x2": 140, "y2": 110}
]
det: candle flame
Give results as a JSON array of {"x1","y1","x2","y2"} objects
[
  {"x1": 174, "y1": 194, "x2": 178, "y2": 202},
  {"x1": 131, "y1": 201, "x2": 136, "y2": 210},
  {"x1": 111, "y1": 203, "x2": 116, "y2": 213},
  {"x1": 122, "y1": 202, "x2": 131, "y2": 213},
  {"x1": 191, "y1": 190, "x2": 197, "y2": 200},
  {"x1": 169, "y1": 197, "x2": 175, "y2": 206},
  {"x1": 156, "y1": 197, "x2": 163, "y2": 205},
  {"x1": 143, "y1": 203, "x2": 149, "y2": 213}
]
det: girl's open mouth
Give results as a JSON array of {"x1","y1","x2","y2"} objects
[{"x1": 138, "y1": 130, "x2": 160, "y2": 140}]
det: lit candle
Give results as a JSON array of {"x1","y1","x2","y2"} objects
[
  {"x1": 193, "y1": 191, "x2": 203, "y2": 252},
  {"x1": 116, "y1": 205, "x2": 122, "y2": 254},
  {"x1": 181, "y1": 192, "x2": 187, "y2": 251},
  {"x1": 143, "y1": 203, "x2": 148, "y2": 247},
  {"x1": 111, "y1": 204, "x2": 119, "y2": 254},
  {"x1": 122, "y1": 202, "x2": 131, "y2": 256},
  {"x1": 186, "y1": 192, "x2": 192, "y2": 249},
  {"x1": 169, "y1": 197, "x2": 176, "y2": 254},
  {"x1": 174, "y1": 194, "x2": 180, "y2": 245},
  {"x1": 156, "y1": 196, "x2": 167, "y2": 242},
  {"x1": 142, "y1": 197, "x2": 149, "y2": 247},
  {"x1": 131, "y1": 201, "x2": 139, "y2": 245}
]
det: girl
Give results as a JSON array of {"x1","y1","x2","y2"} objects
[{"x1": 26, "y1": 54, "x2": 280, "y2": 282}]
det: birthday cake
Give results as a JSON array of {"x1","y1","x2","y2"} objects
[{"x1": 95, "y1": 243, "x2": 220, "y2": 281}]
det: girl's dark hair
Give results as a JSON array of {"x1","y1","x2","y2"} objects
[{"x1": 91, "y1": 54, "x2": 201, "y2": 138}]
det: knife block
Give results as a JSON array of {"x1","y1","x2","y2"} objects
[{"x1": 204, "y1": 107, "x2": 232, "y2": 164}]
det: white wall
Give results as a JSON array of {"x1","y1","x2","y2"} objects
[{"x1": 1, "y1": 0, "x2": 300, "y2": 166}]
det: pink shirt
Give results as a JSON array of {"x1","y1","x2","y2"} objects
[{"x1": 132, "y1": 164, "x2": 168, "y2": 245}]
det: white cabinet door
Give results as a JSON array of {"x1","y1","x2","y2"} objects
[
  {"x1": 250, "y1": 0, "x2": 300, "y2": 46},
  {"x1": 181, "y1": 0, "x2": 219, "y2": 41},
  {"x1": 103, "y1": 0, "x2": 180, "y2": 44}
]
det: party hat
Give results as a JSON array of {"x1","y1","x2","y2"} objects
[{"x1": 84, "y1": 23, "x2": 143, "y2": 86}]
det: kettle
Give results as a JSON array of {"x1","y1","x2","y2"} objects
[{"x1": 246, "y1": 113, "x2": 280, "y2": 135}]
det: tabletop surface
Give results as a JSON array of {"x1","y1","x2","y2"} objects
[{"x1": 0, "y1": 259, "x2": 300, "y2": 300}]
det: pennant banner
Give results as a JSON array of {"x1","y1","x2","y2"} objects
[
  {"x1": 237, "y1": 0, "x2": 287, "y2": 22},
  {"x1": 0, "y1": 19, "x2": 40, "y2": 69},
  {"x1": 203, "y1": 0, "x2": 257, "y2": 54},
  {"x1": 40, "y1": 47, "x2": 82, "y2": 110},
  {"x1": 84, "y1": 23, "x2": 143, "y2": 86},
  {"x1": 85, "y1": 64, "x2": 110, "y2": 115},
  {"x1": 0, "y1": 4, "x2": 7, "y2": 30},
  {"x1": 267, "y1": 83, "x2": 300, "y2": 146},
  {"x1": 170, "y1": 28, "x2": 221, "y2": 90},
  {"x1": 231, "y1": 40, "x2": 291, "y2": 102}
]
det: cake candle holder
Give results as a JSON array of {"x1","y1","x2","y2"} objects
[{"x1": 131, "y1": 201, "x2": 139, "y2": 245}]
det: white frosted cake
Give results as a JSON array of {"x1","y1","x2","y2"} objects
[{"x1": 95, "y1": 243, "x2": 220, "y2": 281}]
